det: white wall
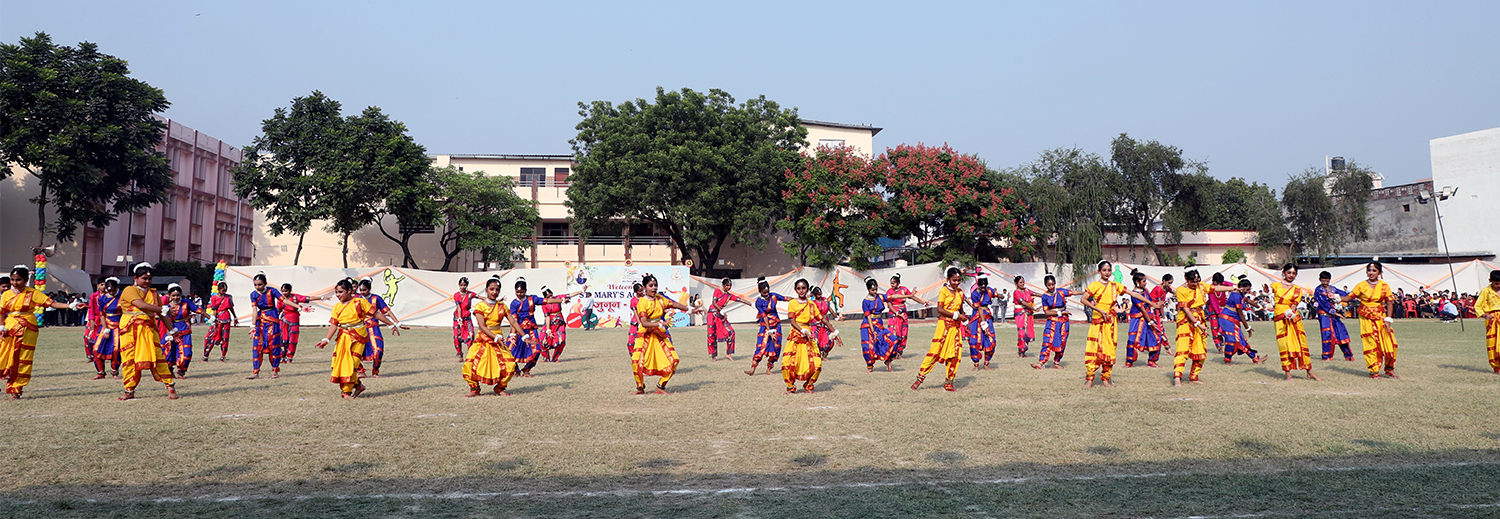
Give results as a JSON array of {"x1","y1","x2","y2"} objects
[{"x1": 1430, "y1": 127, "x2": 1500, "y2": 256}]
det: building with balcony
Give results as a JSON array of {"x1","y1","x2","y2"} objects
[{"x1": 1, "y1": 116, "x2": 251, "y2": 291}]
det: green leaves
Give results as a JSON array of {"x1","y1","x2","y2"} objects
[
  {"x1": 568, "y1": 87, "x2": 806, "y2": 274},
  {"x1": 431, "y1": 166, "x2": 538, "y2": 271},
  {"x1": 234, "y1": 92, "x2": 429, "y2": 267},
  {"x1": 778, "y1": 144, "x2": 889, "y2": 270},
  {"x1": 0, "y1": 32, "x2": 171, "y2": 245}
]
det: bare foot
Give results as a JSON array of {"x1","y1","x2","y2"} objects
[
  {"x1": 245, "y1": 373, "x2": 259, "y2": 380},
  {"x1": 1030, "y1": 363, "x2": 1044, "y2": 370},
  {"x1": 1051, "y1": 363, "x2": 1065, "y2": 369},
  {"x1": 1190, "y1": 379, "x2": 1203, "y2": 385},
  {"x1": 725, "y1": 355, "x2": 735, "y2": 361},
  {"x1": 974, "y1": 364, "x2": 982, "y2": 371},
  {"x1": 1307, "y1": 371, "x2": 1322, "y2": 381},
  {"x1": 352, "y1": 384, "x2": 366, "y2": 397},
  {"x1": 167, "y1": 388, "x2": 179, "y2": 400},
  {"x1": 654, "y1": 388, "x2": 670, "y2": 395},
  {"x1": 1285, "y1": 372, "x2": 1294, "y2": 381},
  {"x1": 465, "y1": 390, "x2": 481, "y2": 398},
  {"x1": 520, "y1": 372, "x2": 533, "y2": 378},
  {"x1": 271, "y1": 370, "x2": 279, "y2": 379},
  {"x1": 1084, "y1": 379, "x2": 1093, "y2": 389},
  {"x1": 744, "y1": 369, "x2": 756, "y2": 376},
  {"x1": 885, "y1": 360, "x2": 894, "y2": 372},
  {"x1": 634, "y1": 388, "x2": 646, "y2": 395},
  {"x1": 119, "y1": 391, "x2": 135, "y2": 401},
  {"x1": 92, "y1": 373, "x2": 106, "y2": 380},
  {"x1": 1172, "y1": 377, "x2": 1182, "y2": 387},
  {"x1": 1102, "y1": 379, "x2": 1114, "y2": 388},
  {"x1": 1385, "y1": 372, "x2": 1400, "y2": 379},
  {"x1": 342, "y1": 393, "x2": 355, "y2": 399},
  {"x1": 496, "y1": 390, "x2": 510, "y2": 396}
]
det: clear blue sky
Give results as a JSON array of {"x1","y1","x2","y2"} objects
[{"x1": 5, "y1": 0, "x2": 1497, "y2": 188}]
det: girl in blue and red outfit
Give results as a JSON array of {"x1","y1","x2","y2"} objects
[
  {"x1": 508, "y1": 278, "x2": 576, "y2": 376},
  {"x1": 357, "y1": 277, "x2": 404, "y2": 377},
  {"x1": 204, "y1": 282, "x2": 235, "y2": 362},
  {"x1": 84, "y1": 280, "x2": 105, "y2": 362},
  {"x1": 247, "y1": 273, "x2": 284, "y2": 379},
  {"x1": 810, "y1": 287, "x2": 842, "y2": 359},
  {"x1": 279, "y1": 283, "x2": 325, "y2": 363},
  {"x1": 1221, "y1": 278, "x2": 1267, "y2": 365},
  {"x1": 451, "y1": 277, "x2": 476, "y2": 358},
  {"x1": 706, "y1": 278, "x2": 752, "y2": 361},
  {"x1": 539, "y1": 286, "x2": 585, "y2": 362},
  {"x1": 884, "y1": 274, "x2": 931, "y2": 358},
  {"x1": 90, "y1": 278, "x2": 123, "y2": 379},
  {"x1": 162, "y1": 284, "x2": 209, "y2": 378},
  {"x1": 860, "y1": 277, "x2": 909, "y2": 372},
  {"x1": 1314, "y1": 271, "x2": 1353, "y2": 361},
  {"x1": 744, "y1": 277, "x2": 790, "y2": 376},
  {"x1": 1125, "y1": 270, "x2": 1167, "y2": 368},
  {"x1": 1032, "y1": 275, "x2": 1073, "y2": 369},
  {"x1": 967, "y1": 275, "x2": 1001, "y2": 370}
]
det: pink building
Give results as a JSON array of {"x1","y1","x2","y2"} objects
[{"x1": 1, "y1": 116, "x2": 251, "y2": 289}]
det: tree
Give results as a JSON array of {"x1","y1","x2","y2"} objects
[
  {"x1": 1281, "y1": 169, "x2": 1339, "y2": 264},
  {"x1": 430, "y1": 166, "x2": 539, "y2": 271},
  {"x1": 0, "y1": 32, "x2": 173, "y2": 247},
  {"x1": 999, "y1": 147, "x2": 1115, "y2": 280},
  {"x1": 1221, "y1": 247, "x2": 1247, "y2": 264},
  {"x1": 1328, "y1": 160, "x2": 1375, "y2": 243},
  {"x1": 153, "y1": 260, "x2": 213, "y2": 297},
  {"x1": 1177, "y1": 176, "x2": 1289, "y2": 258},
  {"x1": 881, "y1": 143, "x2": 1036, "y2": 266},
  {"x1": 568, "y1": 87, "x2": 806, "y2": 275},
  {"x1": 233, "y1": 92, "x2": 341, "y2": 265},
  {"x1": 235, "y1": 95, "x2": 428, "y2": 268},
  {"x1": 326, "y1": 107, "x2": 429, "y2": 268},
  {"x1": 777, "y1": 144, "x2": 890, "y2": 270},
  {"x1": 1109, "y1": 133, "x2": 1209, "y2": 265}
]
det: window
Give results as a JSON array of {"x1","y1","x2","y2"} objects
[
  {"x1": 520, "y1": 167, "x2": 546, "y2": 186},
  {"x1": 542, "y1": 222, "x2": 569, "y2": 237},
  {"x1": 1402, "y1": 204, "x2": 1411, "y2": 213},
  {"x1": 554, "y1": 167, "x2": 570, "y2": 184}
]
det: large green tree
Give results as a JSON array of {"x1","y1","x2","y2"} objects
[
  {"x1": 430, "y1": 166, "x2": 539, "y2": 271},
  {"x1": 568, "y1": 87, "x2": 806, "y2": 275},
  {"x1": 1281, "y1": 169, "x2": 1339, "y2": 264},
  {"x1": 235, "y1": 94, "x2": 429, "y2": 268},
  {"x1": 1109, "y1": 133, "x2": 1209, "y2": 265},
  {"x1": 881, "y1": 143, "x2": 1036, "y2": 266},
  {"x1": 0, "y1": 32, "x2": 172, "y2": 247},
  {"x1": 233, "y1": 91, "x2": 341, "y2": 265},
  {"x1": 998, "y1": 147, "x2": 1115, "y2": 280},
  {"x1": 1328, "y1": 160, "x2": 1376, "y2": 243},
  {"x1": 777, "y1": 144, "x2": 890, "y2": 270}
]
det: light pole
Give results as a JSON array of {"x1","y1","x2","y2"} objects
[{"x1": 1417, "y1": 185, "x2": 1463, "y2": 331}]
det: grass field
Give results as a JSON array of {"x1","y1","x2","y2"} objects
[{"x1": 2, "y1": 316, "x2": 1498, "y2": 518}]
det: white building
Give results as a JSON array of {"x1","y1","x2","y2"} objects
[{"x1": 1429, "y1": 126, "x2": 1500, "y2": 257}]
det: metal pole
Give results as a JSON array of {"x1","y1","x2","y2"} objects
[{"x1": 1434, "y1": 192, "x2": 1463, "y2": 331}]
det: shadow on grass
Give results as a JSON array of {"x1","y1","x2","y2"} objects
[
  {"x1": 659, "y1": 380, "x2": 715, "y2": 393},
  {"x1": 1249, "y1": 367, "x2": 1283, "y2": 379},
  {"x1": 1437, "y1": 364, "x2": 1493, "y2": 374},
  {"x1": 368, "y1": 384, "x2": 446, "y2": 397},
  {"x1": 507, "y1": 381, "x2": 571, "y2": 395},
  {"x1": 1323, "y1": 364, "x2": 1373, "y2": 377},
  {"x1": 9, "y1": 449, "x2": 1500, "y2": 519}
]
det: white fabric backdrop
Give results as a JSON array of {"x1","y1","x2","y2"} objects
[{"x1": 221, "y1": 260, "x2": 1499, "y2": 327}]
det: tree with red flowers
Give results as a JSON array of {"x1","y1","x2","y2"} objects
[
  {"x1": 880, "y1": 143, "x2": 1037, "y2": 265},
  {"x1": 778, "y1": 144, "x2": 890, "y2": 270}
]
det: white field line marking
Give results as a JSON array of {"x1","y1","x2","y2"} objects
[{"x1": 37, "y1": 460, "x2": 1473, "y2": 505}]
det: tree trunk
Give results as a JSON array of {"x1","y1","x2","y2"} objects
[
  {"x1": 36, "y1": 183, "x2": 47, "y2": 249},
  {"x1": 294, "y1": 233, "x2": 306, "y2": 265},
  {"x1": 342, "y1": 231, "x2": 351, "y2": 268}
]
